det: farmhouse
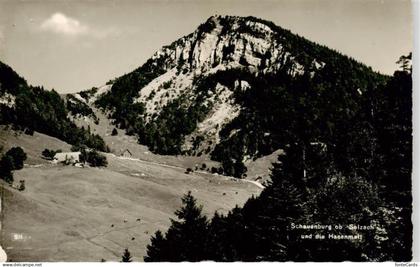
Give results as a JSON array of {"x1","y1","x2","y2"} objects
[
  {"x1": 121, "y1": 149, "x2": 133, "y2": 158},
  {"x1": 53, "y1": 152, "x2": 81, "y2": 164}
]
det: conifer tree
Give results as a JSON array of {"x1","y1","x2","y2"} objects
[
  {"x1": 121, "y1": 248, "x2": 132, "y2": 262},
  {"x1": 254, "y1": 143, "x2": 309, "y2": 260},
  {"x1": 144, "y1": 231, "x2": 166, "y2": 262},
  {"x1": 205, "y1": 212, "x2": 228, "y2": 261},
  {"x1": 144, "y1": 191, "x2": 209, "y2": 261}
]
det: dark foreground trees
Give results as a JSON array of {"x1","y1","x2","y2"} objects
[{"x1": 145, "y1": 143, "x2": 405, "y2": 261}]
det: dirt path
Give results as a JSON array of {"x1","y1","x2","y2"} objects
[{"x1": 114, "y1": 154, "x2": 265, "y2": 189}]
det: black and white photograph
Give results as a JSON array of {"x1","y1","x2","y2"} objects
[{"x1": 0, "y1": 0, "x2": 415, "y2": 263}]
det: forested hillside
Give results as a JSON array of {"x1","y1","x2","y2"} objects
[
  {"x1": 144, "y1": 54, "x2": 412, "y2": 261},
  {"x1": 0, "y1": 61, "x2": 108, "y2": 151}
]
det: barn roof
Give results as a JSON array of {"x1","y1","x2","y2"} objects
[{"x1": 121, "y1": 149, "x2": 132, "y2": 155}]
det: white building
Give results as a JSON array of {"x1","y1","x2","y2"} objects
[{"x1": 53, "y1": 152, "x2": 81, "y2": 164}]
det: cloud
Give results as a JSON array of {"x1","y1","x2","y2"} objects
[
  {"x1": 39, "y1": 12, "x2": 119, "y2": 39},
  {"x1": 40, "y1": 13, "x2": 88, "y2": 36}
]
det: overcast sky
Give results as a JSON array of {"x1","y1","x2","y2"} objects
[{"x1": 0, "y1": 0, "x2": 412, "y2": 93}]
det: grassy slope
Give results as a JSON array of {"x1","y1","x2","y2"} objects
[
  {"x1": 0, "y1": 128, "x2": 261, "y2": 262},
  {"x1": 245, "y1": 149, "x2": 284, "y2": 183},
  {"x1": 71, "y1": 105, "x2": 279, "y2": 180},
  {"x1": 0, "y1": 126, "x2": 72, "y2": 165}
]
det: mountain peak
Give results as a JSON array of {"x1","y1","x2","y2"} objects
[
  {"x1": 94, "y1": 15, "x2": 383, "y2": 177},
  {"x1": 149, "y1": 14, "x2": 307, "y2": 77}
]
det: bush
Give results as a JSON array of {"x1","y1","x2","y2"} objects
[
  {"x1": 0, "y1": 147, "x2": 27, "y2": 183},
  {"x1": 5, "y1": 147, "x2": 27, "y2": 170},
  {"x1": 162, "y1": 80, "x2": 172, "y2": 89},
  {"x1": 81, "y1": 149, "x2": 108, "y2": 167},
  {"x1": 42, "y1": 148, "x2": 61, "y2": 160},
  {"x1": 111, "y1": 128, "x2": 118, "y2": 136},
  {"x1": 18, "y1": 180, "x2": 25, "y2": 191},
  {"x1": 201, "y1": 163, "x2": 207, "y2": 170}
]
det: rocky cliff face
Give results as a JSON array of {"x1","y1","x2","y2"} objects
[
  {"x1": 93, "y1": 15, "x2": 382, "y2": 177},
  {"x1": 101, "y1": 16, "x2": 322, "y2": 153},
  {"x1": 146, "y1": 15, "x2": 322, "y2": 77}
]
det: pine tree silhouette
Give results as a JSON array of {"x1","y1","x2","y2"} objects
[
  {"x1": 144, "y1": 231, "x2": 166, "y2": 262},
  {"x1": 121, "y1": 248, "x2": 132, "y2": 262},
  {"x1": 255, "y1": 143, "x2": 309, "y2": 260},
  {"x1": 144, "y1": 191, "x2": 208, "y2": 261}
]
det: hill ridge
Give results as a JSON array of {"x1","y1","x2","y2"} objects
[{"x1": 85, "y1": 15, "x2": 386, "y2": 177}]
